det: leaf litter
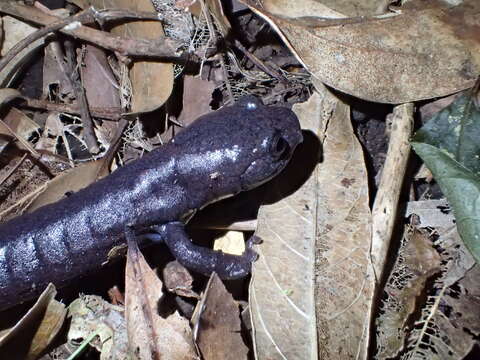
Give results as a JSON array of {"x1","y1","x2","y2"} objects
[{"x1": 0, "y1": 0, "x2": 478, "y2": 359}]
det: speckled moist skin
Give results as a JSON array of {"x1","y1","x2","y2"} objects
[{"x1": 0, "y1": 96, "x2": 302, "y2": 310}]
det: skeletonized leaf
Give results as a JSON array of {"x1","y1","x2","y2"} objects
[{"x1": 241, "y1": 0, "x2": 480, "y2": 103}]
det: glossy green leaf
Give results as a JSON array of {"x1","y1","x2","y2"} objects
[{"x1": 411, "y1": 92, "x2": 480, "y2": 263}]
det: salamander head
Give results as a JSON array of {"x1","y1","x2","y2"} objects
[{"x1": 171, "y1": 96, "x2": 303, "y2": 199}]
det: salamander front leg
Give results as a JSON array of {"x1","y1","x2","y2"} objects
[{"x1": 151, "y1": 222, "x2": 259, "y2": 280}]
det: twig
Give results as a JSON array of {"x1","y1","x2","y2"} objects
[
  {"x1": 0, "y1": 3, "x2": 194, "y2": 62},
  {"x1": 0, "y1": 7, "x2": 96, "y2": 75},
  {"x1": 233, "y1": 39, "x2": 288, "y2": 84},
  {"x1": 21, "y1": 98, "x2": 122, "y2": 120},
  {"x1": 370, "y1": 103, "x2": 414, "y2": 282}
]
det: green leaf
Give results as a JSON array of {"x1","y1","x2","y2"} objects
[{"x1": 411, "y1": 92, "x2": 480, "y2": 263}]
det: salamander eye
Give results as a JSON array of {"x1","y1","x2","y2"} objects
[{"x1": 270, "y1": 133, "x2": 290, "y2": 160}]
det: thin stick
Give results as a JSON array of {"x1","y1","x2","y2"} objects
[
  {"x1": 370, "y1": 103, "x2": 414, "y2": 282},
  {"x1": 22, "y1": 98, "x2": 122, "y2": 120},
  {"x1": 0, "y1": 7, "x2": 96, "y2": 75},
  {"x1": 233, "y1": 39, "x2": 288, "y2": 84}
]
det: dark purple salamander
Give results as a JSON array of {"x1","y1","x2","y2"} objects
[{"x1": 0, "y1": 96, "x2": 302, "y2": 311}]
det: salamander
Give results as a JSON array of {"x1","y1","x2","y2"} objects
[{"x1": 0, "y1": 96, "x2": 302, "y2": 311}]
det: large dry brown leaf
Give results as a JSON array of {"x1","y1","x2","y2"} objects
[
  {"x1": 192, "y1": 273, "x2": 248, "y2": 360},
  {"x1": 249, "y1": 92, "x2": 321, "y2": 359},
  {"x1": 250, "y1": 87, "x2": 374, "y2": 359},
  {"x1": 314, "y1": 88, "x2": 374, "y2": 359},
  {"x1": 242, "y1": 0, "x2": 480, "y2": 103},
  {"x1": 260, "y1": 0, "x2": 383, "y2": 17},
  {"x1": 87, "y1": 0, "x2": 173, "y2": 113},
  {"x1": 125, "y1": 233, "x2": 196, "y2": 359}
]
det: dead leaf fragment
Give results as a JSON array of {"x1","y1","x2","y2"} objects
[
  {"x1": 242, "y1": 1, "x2": 480, "y2": 103},
  {"x1": 125, "y1": 231, "x2": 196, "y2": 359},
  {"x1": 193, "y1": 273, "x2": 248, "y2": 360},
  {"x1": 68, "y1": 295, "x2": 128, "y2": 360},
  {"x1": 26, "y1": 159, "x2": 108, "y2": 213},
  {"x1": 163, "y1": 261, "x2": 198, "y2": 298},
  {"x1": 176, "y1": 75, "x2": 215, "y2": 128}
]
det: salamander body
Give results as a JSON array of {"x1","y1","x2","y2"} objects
[{"x1": 0, "y1": 96, "x2": 302, "y2": 310}]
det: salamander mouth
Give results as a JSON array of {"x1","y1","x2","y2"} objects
[{"x1": 240, "y1": 159, "x2": 287, "y2": 191}]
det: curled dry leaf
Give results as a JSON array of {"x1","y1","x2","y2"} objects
[
  {"x1": 192, "y1": 273, "x2": 248, "y2": 360},
  {"x1": 125, "y1": 231, "x2": 196, "y2": 359},
  {"x1": 162, "y1": 260, "x2": 198, "y2": 298},
  {"x1": 0, "y1": 284, "x2": 66, "y2": 360},
  {"x1": 241, "y1": 0, "x2": 480, "y2": 103},
  {"x1": 88, "y1": 0, "x2": 174, "y2": 113}
]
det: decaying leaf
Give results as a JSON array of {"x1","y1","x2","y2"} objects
[
  {"x1": 192, "y1": 273, "x2": 248, "y2": 360},
  {"x1": 241, "y1": 0, "x2": 480, "y2": 103},
  {"x1": 68, "y1": 295, "x2": 128, "y2": 360},
  {"x1": 376, "y1": 227, "x2": 442, "y2": 359},
  {"x1": 405, "y1": 199, "x2": 455, "y2": 228},
  {"x1": 259, "y1": 0, "x2": 381, "y2": 17},
  {"x1": 125, "y1": 230, "x2": 196, "y2": 359},
  {"x1": 0, "y1": 284, "x2": 66, "y2": 360},
  {"x1": 162, "y1": 260, "x2": 198, "y2": 298},
  {"x1": 213, "y1": 230, "x2": 245, "y2": 256},
  {"x1": 411, "y1": 91, "x2": 480, "y2": 264}
]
